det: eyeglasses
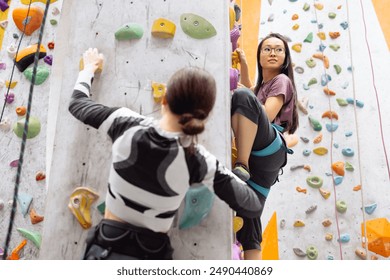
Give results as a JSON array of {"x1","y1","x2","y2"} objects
[{"x1": 261, "y1": 47, "x2": 285, "y2": 55}]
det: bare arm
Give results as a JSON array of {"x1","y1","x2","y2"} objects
[
  {"x1": 236, "y1": 48, "x2": 253, "y2": 89},
  {"x1": 263, "y1": 95, "x2": 284, "y2": 122}
]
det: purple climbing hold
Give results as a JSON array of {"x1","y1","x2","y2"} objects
[
  {"x1": 230, "y1": 25, "x2": 240, "y2": 51},
  {"x1": 44, "y1": 55, "x2": 53, "y2": 66},
  {"x1": 0, "y1": 0, "x2": 9, "y2": 12},
  {"x1": 230, "y1": 68, "x2": 239, "y2": 91},
  {"x1": 10, "y1": 159, "x2": 19, "y2": 167},
  {"x1": 5, "y1": 92, "x2": 14, "y2": 104}
]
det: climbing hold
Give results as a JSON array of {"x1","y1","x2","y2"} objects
[
  {"x1": 303, "y1": 165, "x2": 311, "y2": 172},
  {"x1": 30, "y1": 208, "x2": 44, "y2": 224},
  {"x1": 312, "y1": 53, "x2": 329, "y2": 68},
  {"x1": 50, "y1": 19, "x2": 58, "y2": 25},
  {"x1": 345, "y1": 131, "x2": 353, "y2": 137},
  {"x1": 334, "y1": 64, "x2": 342, "y2": 74},
  {"x1": 356, "y1": 100, "x2": 364, "y2": 108},
  {"x1": 17, "y1": 228, "x2": 42, "y2": 248},
  {"x1": 329, "y1": 44, "x2": 340, "y2": 51},
  {"x1": 304, "y1": 32, "x2": 313, "y2": 43},
  {"x1": 267, "y1": 13, "x2": 274, "y2": 22},
  {"x1": 0, "y1": 117, "x2": 11, "y2": 131},
  {"x1": 296, "y1": 186, "x2": 307, "y2": 194},
  {"x1": 151, "y1": 82, "x2": 166, "y2": 103},
  {"x1": 308, "y1": 115, "x2": 322, "y2": 131},
  {"x1": 6, "y1": 239, "x2": 27, "y2": 260},
  {"x1": 280, "y1": 219, "x2": 286, "y2": 229},
  {"x1": 298, "y1": 96, "x2": 308, "y2": 114},
  {"x1": 44, "y1": 55, "x2": 53, "y2": 65},
  {"x1": 329, "y1": 32, "x2": 340, "y2": 39},
  {"x1": 342, "y1": 148, "x2": 354, "y2": 157},
  {"x1": 313, "y1": 147, "x2": 328, "y2": 155},
  {"x1": 233, "y1": 216, "x2": 244, "y2": 233},
  {"x1": 361, "y1": 218, "x2": 390, "y2": 257},
  {"x1": 294, "y1": 66, "x2": 304, "y2": 74},
  {"x1": 334, "y1": 176, "x2": 343, "y2": 185},
  {"x1": 340, "y1": 21, "x2": 349, "y2": 30},
  {"x1": 322, "y1": 219, "x2": 332, "y2": 227},
  {"x1": 300, "y1": 136, "x2": 309, "y2": 143},
  {"x1": 336, "y1": 98, "x2": 348, "y2": 106},
  {"x1": 179, "y1": 185, "x2": 215, "y2": 229},
  {"x1": 325, "y1": 233, "x2": 333, "y2": 241},
  {"x1": 17, "y1": 193, "x2": 33, "y2": 217},
  {"x1": 294, "y1": 220, "x2": 305, "y2": 227},
  {"x1": 12, "y1": 7, "x2": 44, "y2": 35},
  {"x1": 328, "y1": 12, "x2": 336, "y2": 19},
  {"x1": 306, "y1": 246, "x2": 318, "y2": 260},
  {"x1": 230, "y1": 68, "x2": 239, "y2": 90},
  {"x1": 332, "y1": 161, "x2": 345, "y2": 176},
  {"x1": 317, "y1": 32, "x2": 326, "y2": 40},
  {"x1": 336, "y1": 200, "x2": 347, "y2": 213},
  {"x1": 14, "y1": 44, "x2": 47, "y2": 72},
  {"x1": 16, "y1": 106, "x2": 27, "y2": 116},
  {"x1": 355, "y1": 248, "x2": 367, "y2": 260},
  {"x1": 232, "y1": 241, "x2": 243, "y2": 260},
  {"x1": 232, "y1": 51, "x2": 240, "y2": 68},
  {"x1": 115, "y1": 22, "x2": 144, "y2": 40},
  {"x1": 291, "y1": 14, "x2": 299, "y2": 20},
  {"x1": 305, "y1": 58, "x2": 316, "y2": 68},
  {"x1": 322, "y1": 110, "x2": 338, "y2": 120},
  {"x1": 285, "y1": 134, "x2": 298, "y2": 147},
  {"x1": 151, "y1": 18, "x2": 176, "y2": 39},
  {"x1": 68, "y1": 187, "x2": 99, "y2": 229},
  {"x1": 292, "y1": 24, "x2": 300, "y2": 30},
  {"x1": 306, "y1": 176, "x2": 323, "y2": 188},
  {"x1": 24, "y1": 65, "x2": 50, "y2": 85},
  {"x1": 313, "y1": 133, "x2": 322, "y2": 144},
  {"x1": 303, "y1": 3, "x2": 310, "y2": 11},
  {"x1": 0, "y1": 0, "x2": 9, "y2": 12},
  {"x1": 293, "y1": 248, "x2": 306, "y2": 257},
  {"x1": 319, "y1": 188, "x2": 331, "y2": 199},
  {"x1": 346, "y1": 97, "x2": 354, "y2": 104},
  {"x1": 321, "y1": 74, "x2": 332, "y2": 86},
  {"x1": 47, "y1": 41, "x2": 55, "y2": 49},
  {"x1": 334, "y1": 143, "x2": 339, "y2": 148},
  {"x1": 5, "y1": 92, "x2": 15, "y2": 104},
  {"x1": 180, "y1": 13, "x2": 217, "y2": 39},
  {"x1": 0, "y1": 19, "x2": 8, "y2": 29},
  {"x1": 345, "y1": 162, "x2": 354, "y2": 171},
  {"x1": 318, "y1": 43, "x2": 326, "y2": 52},
  {"x1": 303, "y1": 149, "x2": 311, "y2": 156},
  {"x1": 234, "y1": 4, "x2": 241, "y2": 21},
  {"x1": 292, "y1": 43, "x2": 302, "y2": 53},
  {"x1": 230, "y1": 25, "x2": 240, "y2": 51},
  {"x1": 97, "y1": 201, "x2": 105, "y2": 215},
  {"x1": 305, "y1": 205, "x2": 317, "y2": 214},
  {"x1": 364, "y1": 203, "x2": 377, "y2": 215},
  {"x1": 338, "y1": 233, "x2": 350, "y2": 243},
  {"x1": 326, "y1": 123, "x2": 338, "y2": 132},
  {"x1": 307, "y1": 78, "x2": 317, "y2": 86},
  {"x1": 229, "y1": 6, "x2": 235, "y2": 30},
  {"x1": 314, "y1": 3, "x2": 323, "y2": 10},
  {"x1": 52, "y1": 7, "x2": 60, "y2": 16},
  {"x1": 6, "y1": 80, "x2": 17, "y2": 89},
  {"x1": 353, "y1": 185, "x2": 361, "y2": 191},
  {"x1": 290, "y1": 165, "x2": 305, "y2": 171},
  {"x1": 35, "y1": 171, "x2": 46, "y2": 181},
  {"x1": 79, "y1": 57, "x2": 103, "y2": 73}
]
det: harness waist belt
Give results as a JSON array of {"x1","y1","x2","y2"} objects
[
  {"x1": 251, "y1": 126, "x2": 283, "y2": 157},
  {"x1": 247, "y1": 180, "x2": 270, "y2": 198}
]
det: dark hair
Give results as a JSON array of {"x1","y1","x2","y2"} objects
[
  {"x1": 166, "y1": 67, "x2": 216, "y2": 136},
  {"x1": 254, "y1": 33, "x2": 299, "y2": 134}
]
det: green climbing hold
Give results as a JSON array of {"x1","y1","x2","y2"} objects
[
  {"x1": 24, "y1": 65, "x2": 50, "y2": 85},
  {"x1": 336, "y1": 98, "x2": 348, "y2": 106},
  {"x1": 334, "y1": 64, "x2": 342, "y2": 74},
  {"x1": 115, "y1": 23, "x2": 144, "y2": 40},
  {"x1": 50, "y1": 19, "x2": 58, "y2": 25},
  {"x1": 308, "y1": 77, "x2": 317, "y2": 86},
  {"x1": 13, "y1": 116, "x2": 41, "y2": 139},
  {"x1": 336, "y1": 200, "x2": 347, "y2": 213},
  {"x1": 304, "y1": 32, "x2": 313, "y2": 43},
  {"x1": 303, "y1": 3, "x2": 310, "y2": 11},
  {"x1": 306, "y1": 176, "x2": 323, "y2": 188},
  {"x1": 329, "y1": 44, "x2": 340, "y2": 51},
  {"x1": 308, "y1": 115, "x2": 322, "y2": 131},
  {"x1": 179, "y1": 185, "x2": 215, "y2": 229},
  {"x1": 328, "y1": 12, "x2": 337, "y2": 19},
  {"x1": 306, "y1": 58, "x2": 316, "y2": 68},
  {"x1": 345, "y1": 161, "x2": 354, "y2": 171},
  {"x1": 180, "y1": 13, "x2": 217, "y2": 39},
  {"x1": 17, "y1": 228, "x2": 42, "y2": 248},
  {"x1": 306, "y1": 246, "x2": 318, "y2": 260}
]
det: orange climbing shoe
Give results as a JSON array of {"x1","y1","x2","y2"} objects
[{"x1": 232, "y1": 162, "x2": 250, "y2": 181}]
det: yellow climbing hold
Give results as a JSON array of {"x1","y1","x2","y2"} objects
[
  {"x1": 313, "y1": 146, "x2": 328, "y2": 155},
  {"x1": 317, "y1": 32, "x2": 326, "y2": 40},
  {"x1": 5, "y1": 80, "x2": 17, "y2": 89},
  {"x1": 233, "y1": 216, "x2": 244, "y2": 233},
  {"x1": 319, "y1": 188, "x2": 331, "y2": 199},
  {"x1": 292, "y1": 43, "x2": 302, "y2": 53},
  {"x1": 314, "y1": 3, "x2": 324, "y2": 10},
  {"x1": 151, "y1": 18, "x2": 176, "y2": 39},
  {"x1": 68, "y1": 187, "x2": 99, "y2": 229},
  {"x1": 325, "y1": 233, "x2": 333, "y2": 241},
  {"x1": 292, "y1": 24, "x2": 300, "y2": 30},
  {"x1": 151, "y1": 82, "x2": 167, "y2": 103},
  {"x1": 21, "y1": 0, "x2": 58, "y2": 4},
  {"x1": 294, "y1": 220, "x2": 305, "y2": 227}
]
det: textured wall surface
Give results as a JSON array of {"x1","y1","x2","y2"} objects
[
  {"x1": 40, "y1": 0, "x2": 232, "y2": 259},
  {"x1": 258, "y1": 0, "x2": 390, "y2": 260},
  {"x1": 0, "y1": 0, "x2": 63, "y2": 260}
]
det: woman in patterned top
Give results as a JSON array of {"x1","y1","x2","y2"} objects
[{"x1": 69, "y1": 48, "x2": 264, "y2": 260}]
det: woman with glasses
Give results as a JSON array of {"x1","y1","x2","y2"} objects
[{"x1": 231, "y1": 33, "x2": 298, "y2": 260}]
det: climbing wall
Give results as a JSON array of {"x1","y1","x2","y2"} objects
[
  {"x1": 39, "y1": 0, "x2": 232, "y2": 259},
  {"x1": 257, "y1": 0, "x2": 390, "y2": 260},
  {"x1": 0, "y1": 0, "x2": 63, "y2": 260}
]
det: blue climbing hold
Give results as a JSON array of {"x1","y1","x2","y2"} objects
[
  {"x1": 326, "y1": 122, "x2": 338, "y2": 132},
  {"x1": 334, "y1": 176, "x2": 343, "y2": 185},
  {"x1": 340, "y1": 21, "x2": 349, "y2": 30},
  {"x1": 17, "y1": 193, "x2": 33, "y2": 217},
  {"x1": 338, "y1": 233, "x2": 350, "y2": 243},
  {"x1": 364, "y1": 203, "x2": 377, "y2": 215},
  {"x1": 346, "y1": 97, "x2": 354, "y2": 104},
  {"x1": 179, "y1": 185, "x2": 215, "y2": 229},
  {"x1": 342, "y1": 148, "x2": 354, "y2": 157}
]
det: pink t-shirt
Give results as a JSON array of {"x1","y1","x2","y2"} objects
[{"x1": 256, "y1": 74, "x2": 294, "y2": 128}]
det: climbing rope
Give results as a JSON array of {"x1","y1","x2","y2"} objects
[
  {"x1": 2, "y1": 0, "x2": 51, "y2": 260},
  {"x1": 311, "y1": 0, "x2": 344, "y2": 260}
]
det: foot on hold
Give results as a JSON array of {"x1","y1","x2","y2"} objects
[{"x1": 233, "y1": 162, "x2": 250, "y2": 181}]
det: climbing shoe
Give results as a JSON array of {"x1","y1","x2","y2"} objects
[{"x1": 232, "y1": 162, "x2": 250, "y2": 181}]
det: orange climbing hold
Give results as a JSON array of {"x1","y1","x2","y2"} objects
[
  {"x1": 12, "y1": 7, "x2": 44, "y2": 36},
  {"x1": 16, "y1": 106, "x2": 26, "y2": 116},
  {"x1": 312, "y1": 53, "x2": 329, "y2": 68},
  {"x1": 329, "y1": 32, "x2": 340, "y2": 39},
  {"x1": 353, "y1": 185, "x2": 362, "y2": 191},
  {"x1": 313, "y1": 133, "x2": 322, "y2": 144},
  {"x1": 30, "y1": 208, "x2": 44, "y2": 224},
  {"x1": 296, "y1": 186, "x2": 307, "y2": 194},
  {"x1": 332, "y1": 161, "x2": 345, "y2": 176},
  {"x1": 7, "y1": 239, "x2": 27, "y2": 260},
  {"x1": 322, "y1": 110, "x2": 339, "y2": 120},
  {"x1": 291, "y1": 14, "x2": 299, "y2": 20},
  {"x1": 361, "y1": 218, "x2": 390, "y2": 257},
  {"x1": 323, "y1": 88, "x2": 336, "y2": 96}
]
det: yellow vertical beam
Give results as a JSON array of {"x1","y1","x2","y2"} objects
[
  {"x1": 0, "y1": 0, "x2": 12, "y2": 50},
  {"x1": 239, "y1": 0, "x2": 262, "y2": 83},
  {"x1": 261, "y1": 211, "x2": 279, "y2": 260},
  {"x1": 372, "y1": 0, "x2": 390, "y2": 50}
]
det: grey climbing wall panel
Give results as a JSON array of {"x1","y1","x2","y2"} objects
[{"x1": 40, "y1": 0, "x2": 232, "y2": 259}]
